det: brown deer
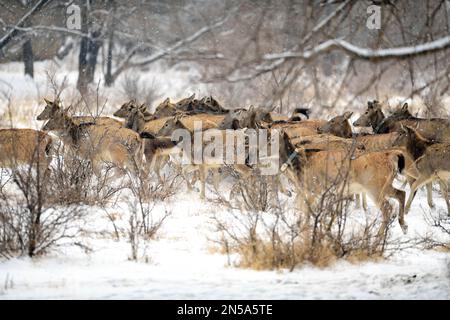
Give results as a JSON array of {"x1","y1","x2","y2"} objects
[
  {"x1": 354, "y1": 100, "x2": 449, "y2": 208},
  {"x1": 38, "y1": 98, "x2": 123, "y2": 127},
  {"x1": 153, "y1": 98, "x2": 180, "y2": 118},
  {"x1": 113, "y1": 100, "x2": 154, "y2": 120},
  {"x1": 290, "y1": 134, "x2": 365, "y2": 153},
  {"x1": 281, "y1": 133, "x2": 408, "y2": 233},
  {"x1": 392, "y1": 125, "x2": 450, "y2": 216},
  {"x1": 42, "y1": 109, "x2": 143, "y2": 177},
  {"x1": 156, "y1": 116, "x2": 252, "y2": 199},
  {"x1": 270, "y1": 111, "x2": 354, "y2": 139},
  {"x1": 354, "y1": 100, "x2": 450, "y2": 142},
  {"x1": 0, "y1": 128, "x2": 52, "y2": 173},
  {"x1": 122, "y1": 106, "x2": 179, "y2": 181}
]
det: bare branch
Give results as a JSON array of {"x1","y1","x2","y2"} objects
[{"x1": 0, "y1": 0, "x2": 51, "y2": 50}]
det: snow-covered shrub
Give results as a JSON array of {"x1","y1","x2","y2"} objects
[
  {"x1": 124, "y1": 168, "x2": 177, "y2": 261},
  {"x1": 48, "y1": 141, "x2": 126, "y2": 206},
  {"x1": 0, "y1": 164, "x2": 86, "y2": 259},
  {"x1": 212, "y1": 170, "x2": 395, "y2": 270}
]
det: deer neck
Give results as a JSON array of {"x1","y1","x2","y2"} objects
[
  {"x1": 65, "y1": 118, "x2": 83, "y2": 146},
  {"x1": 126, "y1": 112, "x2": 145, "y2": 133},
  {"x1": 372, "y1": 110, "x2": 386, "y2": 132},
  {"x1": 407, "y1": 134, "x2": 432, "y2": 160}
]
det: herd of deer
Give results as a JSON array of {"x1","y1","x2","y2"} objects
[{"x1": 0, "y1": 95, "x2": 449, "y2": 234}]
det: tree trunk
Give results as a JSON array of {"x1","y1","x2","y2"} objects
[
  {"x1": 104, "y1": 0, "x2": 116, "y2": 86},
  {"x1": 77, "y1": 0, "x2": 102, "y2": 95},
  {"x1": 22, "y1": 22, "x2": 34, "y2": 78}
]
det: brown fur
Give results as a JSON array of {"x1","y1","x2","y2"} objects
[
  {"x1": 392, "y1": 126, "x2": 450, "y2": 215},
  {"x1": 38, "y1": 98, "x2": 123, "y2": 127},
  {"x1": 354, "y1": 101, "x2": 450, "y2": 142},
  {"x1": 293, "y1": 148, "x2": 406, "y2": 232},
  {"x1": 43, "y1": 111, "x2": 143, "y2": 176},
  {"x1": 0, "y1": 128, "x2": 52, "y2": 171},
  {"x1": 153, "y1": 98, "x2": 179, "y2": 118},
  {"x1": 290, "y1": 134, "x2": 364, "y2": 152},
  {"x1": 279, "y1": 131, "x2": 406, "y2": 232}
]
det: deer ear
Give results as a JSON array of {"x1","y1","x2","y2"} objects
[
  {"x1": 343, "y1": 111, "x2": 353, "y2": 120},
  {"x1": 402, "y1": 103, "x2": 408, "y2": 111},
  {"x1": 188, "y1": 93, "x2": 195, "y2": 100},
  {"x1": 164, "y1": 98, "x2": 170, "y2": 104},
  {"x1": 44, "y1": 98, "x2": 52, "y2": 105}
]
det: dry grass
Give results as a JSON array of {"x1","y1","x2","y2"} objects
[{"x1": 212, "y1": 167, "x2": 395, "y2": 271}]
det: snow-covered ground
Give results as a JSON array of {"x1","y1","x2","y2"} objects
[
  {"x1": 0, "y1": 62, "x2": 449, "y2": 300},
  {"x1": 0, "y1": 190, "x2": 449, "y2": 300}
]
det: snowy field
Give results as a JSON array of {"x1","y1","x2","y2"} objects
[
  {"x1": 0, "y1": 190, "x2": 449, "y2": 300},
  {"x1": 0, "y1": 62, "x2": 450, "y2": 300}
]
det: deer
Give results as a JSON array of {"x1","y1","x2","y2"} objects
[
  {"x1": 121, "y1": 105, "x2": 179, "y2": 181},
  {"x1": 317, "y1": 108, "x2": 421, "y2": 210},
  {"x1": 392, "y1": 125, "x2": 450, "y2": 216},
  {"x1": 354, "y1": 100, "x2": 450, "y2": 208},
  {"x1": 0, "y1": 128, "x2": 53, "y2": 174},
  {"x1": 113, "y1": 99, "x2": 154, "y2": 120},
  {"x1": 38, "y1": 98, "x2": 123, "y2": 127},
  {"x1": 280, "y1": 132, "x2": 408, "y2": 233},
  {"x1": 218, "y1": 106, "x2": 259, "y2": 130},
  {"x1": 42, "y1": 108, "x2": 143, "y2": 177},
  {"x1": 219, "y1": 105, "x2": 293, "y2": 130},
  {"x1": 354, "y1": 100, "x2": 450, "y2": 142},
  {"x1": 268, "y1": 111, "x2": 354, "y2": 140},
  {"x1": 175, "y1": 94, "x2": 229, "y2": 114},
  {"x1": 153, "y1": 98, "x2": 180, "y2": 118},
  {"x1": 290, "y1": 134, "x2": 365, "y2": 153},
  {"x1": 156, "y1": 115, "x2": 253, "y2": 199},
  {"x1": 197, "y1": 95, "x2": 228, "y2": 114}
]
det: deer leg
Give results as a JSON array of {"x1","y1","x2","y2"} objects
[
  {"x1": 386, "y1": 186, "x2": 406, "y2": 233},
  {"x1": 182, "y1": 165, "x2": 195, "y2": 191},
  {"x1": 91, "y1": 157, "x2": 102, "y2": 178},
  {"x1": 156, "y1": 156, "x2": 166, "y2": 182},
  {"x1": 377, "y1": 200, "x2": 393, "y2": 239},
  {"x1": 355, "y1": 194, "x2": 361, "y2": 209},
  {"x1": 362, "y1": 193, "x2": 368, "y2": 211},
  {"x1": 212, "y1": 168, "x2": 221, "y2": 191},
  {"x1": 438, "y1": 178, "x2": 450, "y2": 216},
  {"x1": 405, "y1": 176, "x2": 433, "y2": 215},
  {"x1": 426, "y1": 182, "x2": 435, "y2": 209},
  {"x1": 155, "y1": 156, "x2": 166, "y2": 182},
  {"x1": 199, "y1": 165, "x2": 206, "y2": 199},
  {"x1": 146, "y1": 153, "x2": 159, "y2": 179}
]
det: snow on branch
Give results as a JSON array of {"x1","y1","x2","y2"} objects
[
  {"x1": 8, "y1": 25, "x2": 89, "y2": 38},
  {"x1": 263, "y1": 35, "x2": 450, "y2": 61},
  {"x1": 225, "y1": 0, "x2": 351, "y2": 83},
  {"x1": 0, "y1": 0, "x2": 51, "y2": 50},
  {"x1": 129, "y1": 9, "x2": 235, "y2": 68}
]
